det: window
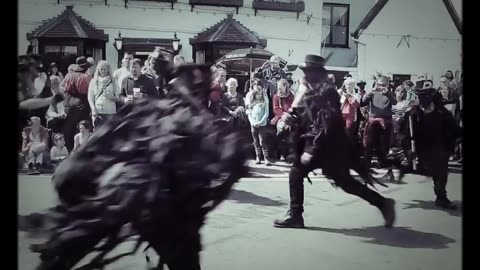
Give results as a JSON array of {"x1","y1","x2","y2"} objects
[
  {"x1": 44, "y1": 45, "x2": 78, "y2": 55},
  {"x1": 322, "y1": 3, "x2": 350, "y2": 48}
]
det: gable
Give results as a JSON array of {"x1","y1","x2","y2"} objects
[{"x1": 354, "y1": 0, "x2": 461, "y2": 39}]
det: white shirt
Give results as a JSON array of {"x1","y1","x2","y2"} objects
[{"x1": 113, "y1": 67, "x2": 131, "y2": 91}]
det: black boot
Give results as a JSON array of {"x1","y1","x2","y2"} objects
[
  {"x1": 28, "y1": 163, "x2": 35, "y2": 175},
  {"x1": 34, "y1": 163, "x2": 42, "y2": 175},
  {"x1": 379, "y1": 198, "x2": 396, "y2": 228},
  {"x1": 435, "y1": 197, "x2": 457, "y2": 210},
  {"x1": 273, "y1": 210, "x2": 304, "y2": 228}
]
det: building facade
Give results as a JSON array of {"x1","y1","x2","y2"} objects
[
  {"x1": 19, "y1": 0, "x2": 324, "y2": 75},
  {"x1": 353, "y1": 0, "x2": 462, "y2": 88}
]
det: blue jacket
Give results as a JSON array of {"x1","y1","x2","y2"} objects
[{"x1": 248, "y1": 101, "x2": 269, "y2": 127}]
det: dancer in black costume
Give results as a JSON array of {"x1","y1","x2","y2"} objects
[
  {"x1": 395, "y1": 80, "x2": 461, "y2": 209},
  {"x1": 273, "y1": 55, "x2": 396, "y2": 229},
  {"x1": 22, "y1": 52, "x2": 249, "y2": 270}
]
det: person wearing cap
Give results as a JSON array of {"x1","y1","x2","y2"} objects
[
  {"x1": 361, "y1": 76, "x2": 397, "y2": 168},
  {"x1": 397, "y1": 80, "x2": 461, "y2": 209},
  {"x1": 142, "y1": 48, "x2": 171, "y2": 96},
  {"x1": 22, "y1": 116, "x2": 49, "y2": 174},
  {"x1": 61, "y1": 56, "x2": 93, "y2": 151},
  {"x1": 273, "y1": 55, "x2": 395, "y2": 229}
]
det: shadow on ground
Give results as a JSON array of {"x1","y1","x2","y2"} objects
[
  {"x1": 227, "y1": 189, "x2": 287, "y2": 206},
  {"x1": 403, "y1": 200, "x2": 462, "y2": 217},
  {"x1": 305, "y1": 226, "x2": 455, "y2": 249},
  {"x1": 249, "y1": 167, "x2": 287, "y2": 175}
]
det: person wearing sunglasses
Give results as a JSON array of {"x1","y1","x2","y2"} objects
[{"x1": 361, "y1": 76, "x2": 397, "y2": 168}]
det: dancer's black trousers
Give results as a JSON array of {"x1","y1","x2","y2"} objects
[
  {"x1": 418, "y1": 147, "x2": 450, "y2": 199},
  {"x1": 289, "y1": 162, "x2": 386, "y2": 214}
]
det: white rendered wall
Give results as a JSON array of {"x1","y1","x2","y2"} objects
[
  {"x1": 18, "y1": 0, "x2": 325, "y2": 69},
  {"x1": 357, "y1": 0, "x2": 462, "y2": 89}
]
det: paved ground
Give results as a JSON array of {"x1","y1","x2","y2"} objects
[{"x1": 18, "y1": 161, "x2": 462, "y2": 270}]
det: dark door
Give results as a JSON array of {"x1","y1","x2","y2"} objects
[{"x1": 392, "y1": 74, "x2": 411, "y2": 89}]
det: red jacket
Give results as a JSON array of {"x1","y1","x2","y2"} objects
[
  {"x1": 63, "y1": 72, "x2": 92, "y2": 96},
  {"x1": 271, "y1": 92, "x2": 294, "y2": 125}
]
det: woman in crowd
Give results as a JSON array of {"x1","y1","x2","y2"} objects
[
  {"x1": 271, "y1": 79, "x2": 295, "y2": 161},
  {"x1": 384, "y1": 85, "x2": 410, "y2": 182},
  {"x1": 73, "y1": 120, "x2": 92, "y2": 151},
  {"x1": 45, "y1": 76, "x2": 67, "y2": 133},
  {"x1": 247, "y1": 82, "x2": 271, "y2": 165},
  {"x1": 209, "y1": 68, "x2": 227, "y2": 116},
  {"x1": 221, "y1": 78, "x2": 247, "y2": 128},
  {"x1": 391, "y1": 85, "x2": 409, "y2": 145},
  {"x1": 48, "y1": 62, "x2": 64, "y2": 82},
  {"x1": 338, "y1": 78, "x2": 361, "y2": 141},
  {"x1": 445, "y1": 70, "x2": 458, "y2": 93},
  {"x1": 88, "y1": 60, "x2": 121, "y2": 129},
  {"x1": 22, "y1": 117, "x2": 49, "y2": 174}
]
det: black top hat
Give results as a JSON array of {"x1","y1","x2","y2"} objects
[
  {"x1": 414, "y1": 80, "x2": 435, "y2": 95},
  {"x1": 73, "y1": 56, "x2": 91, "y2": 72},
  {"x1": 299, "y1": 55, "x2": 326, "y2": 71}
]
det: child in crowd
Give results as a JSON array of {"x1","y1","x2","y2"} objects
[
  {"x1": 247, "y1": 81, "x2": 271, "y2": 165},
  {"x1": 50, "y1": 134, "x2": 69, "y2": 166},
  {"x1": 73, "y1": 120, "x2": 92, "y2": 151}
]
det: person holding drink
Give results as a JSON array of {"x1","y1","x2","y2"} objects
[{"x1": 120, "y1": 58, "x2": 159, "y2": 107}]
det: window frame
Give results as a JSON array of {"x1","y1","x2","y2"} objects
[{"x1": 322, "y1": 3, "x2": 350, "y2": 48}]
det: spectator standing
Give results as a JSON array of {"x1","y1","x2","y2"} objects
[
  {"x1": 120, "y1": 59, "x2": 159, "y2": 105},
  {"x1": 445, "y1": 70, "x2": 458, "y2": 94},
  {"x1": 142, "y1": 49, "x2": 170, "y2": 96},
  {"x1": 247, "y1": 84, "x2": 271, "y2": 165},
  {"x1": 209, "y1": 67, "x2": 227, "y2": 116},
  {"x1": 271, "y1": 79, "x2": 295, "y2": 161},
  {"x1": 338, "y1": 78, "x2": 361, "y2": 139},
  {"x1": 113, "y1": 52, "x2": 134, "y2": 89},
  {"x1": 221, "y1": 78, "x2": 247, "y2": 128},
  {"x1": 22, "y1": 117, "x2": 49, "y2": 174},
  {"x1": 257, "y1": 56, "x2": 286, "y2": 120},
  {"x1": 403, "y1": 80, "x2": 416, "y2": 105},
  {"x1": 48, "y1": 62, "x2": 64, "y2": 82},
  {"x1": 50, "y1": 134, "x2": 69, "y2": 167},
  {"x1": 45, "y1": 76, "x2": 67, "y2": 133},
  {"x1": 73, "y1": 120, "x2": 92, "y2": 151},
  {"x1": 88, "y1": 60, "x2": 121, "y2": 128},
  {"x1": 438, "y1": 75, "x2": 459, "y2": 117},
  {"x1": 257, "y1": 55, "x2": 286, "y2": 98},
  {"x1": 361, "y1": 76, "x2": 397, "y2": 167},
  {"x1": 62, "y1": 56, "x2": 92, "y2": 151}
]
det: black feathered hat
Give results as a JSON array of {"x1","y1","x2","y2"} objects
[
  {"x1": 414, "y1": 80, "x2": 435, "y2": 96},
  {"x1": 299, "y1": 54, "x2": 326, "y2": 72}
]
